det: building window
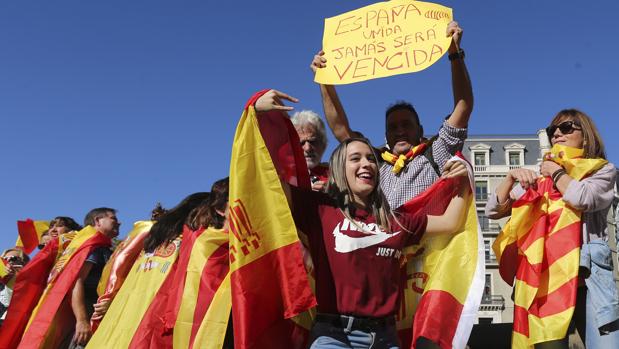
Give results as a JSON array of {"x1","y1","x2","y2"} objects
[
  {"x1": 475, "y1": 181, "x2": 488, "y2": 201},
  {"x1": 508, "y1": 152, "x2": 521, "y2": 167},
  {"x1": 474, "y1": 152, "x2": 486, "y2": 166},
  {"x1": 479, "y1": 214, "x2": 490, "y2": 231},
  {"x1": 484, "y1": 239, "x2": 491, "y2": 261},
  {"x1": 504, "y1": 143, "x2": 525, "y2": 169},
  {"x1": 483, "y1": 274, "x2": 492, "y2": 302}
]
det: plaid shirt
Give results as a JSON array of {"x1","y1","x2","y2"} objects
[{"x1": 380, "y1": 120, "x2": 467, "y2": 209}]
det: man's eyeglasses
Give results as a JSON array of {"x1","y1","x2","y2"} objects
[{"x1": 546, "y1": 121, "x2": 582, "y2": 140}]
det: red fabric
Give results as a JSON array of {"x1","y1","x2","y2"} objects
[
  {"x1": 16, "y1": 219, "x2": 39, "y2": 255},
  {"x1": 231, "y1": 244, "x2": 315, "y2": 349},
  {"x1": 256, "y1": 109, "x2": 310, "y2": 190},
  {"x1": 310, "y1": 164, "x2": 329, "y2": 183},
  {"x1": 290, "y1": 187, "x2": 427, "y2": 317},
  {"x1": 397, "y1": 174, "x2": 466, "y2": 349},
  {"x1": 410, "y1": 290, "x2": 464, "y2": 349},
  {"x1": 0, "y1": 240, "x2": 59, "y2": 349},
  {"x1": 128, "y1": 254, "x2": 181, "y2": 349},
  {"x1": 188, "y1": 240, "x2": 229, "y2": 348},
  {"x1": 16, "y1": 233, "x2": 111, "y2": 349},
  {"x1": 160, "y1": 226, "x2": 203, "y2": 337}
]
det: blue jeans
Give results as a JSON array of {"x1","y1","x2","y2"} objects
[{"x1": 308, "y1": 320, "x2": 400, "y2": 349}]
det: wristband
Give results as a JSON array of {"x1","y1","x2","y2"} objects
[{"x1": 448, "y1": 49, "x2": 465, "y2": 61}]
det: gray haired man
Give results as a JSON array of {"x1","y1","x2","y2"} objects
[{"x1": 291, "y1": 110, "x2": 329, "y2": 191}]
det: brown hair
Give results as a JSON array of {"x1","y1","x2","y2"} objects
[
  {"x1": 549, "y1": 109, "x2": 606, "y2": 159},
  {"x1": 327, "y1": 138, "x2": 392, "y2": 230},
  {"x1": 186, "y1": 177, "x2": 229, "y2": 230}
]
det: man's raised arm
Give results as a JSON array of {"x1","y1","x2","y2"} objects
[
  {"x1": 445, "y1": 21, "x2": 474, "y2": 129},
  {"x1": 311, "y1": 51, "x2": 355, "y2": 142}
]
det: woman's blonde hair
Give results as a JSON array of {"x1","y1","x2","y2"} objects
[
  {"x1": 549, "y1": 109, "x2": 606, "y2": 159},
  {"x1": 327, "y1": 138, "x2": 392, "y2": 230}
]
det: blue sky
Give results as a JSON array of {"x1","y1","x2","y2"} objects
[{"x1": 1, "y1": 1, "x2": 618, "y2": 251}]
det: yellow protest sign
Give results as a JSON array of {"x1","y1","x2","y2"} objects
[{"x1": 315, "y1": 0, "x2": 453, "y2": 85}]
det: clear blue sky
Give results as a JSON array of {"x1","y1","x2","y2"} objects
[{"x1": 2, "y1": 1, "x2": 618, "y2": 251}]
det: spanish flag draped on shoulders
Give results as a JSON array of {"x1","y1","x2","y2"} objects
[
  {"x1": 86, "y1": 235, "x2": 181, "y2": 348},
  {"x1": 228, "y1": 89, "x2": 317, "y2": 348},
  {"x1": 492, "y1": 144, "x2": 607, "y2": 348},
  {"x1": 4, "y1": 226, "x2": 110, "y2": 349},
  {"x1": 396, "y1": 153, "x2": 485, "y2": 349},
  {"x1": 91, "y1": 221, "x2": 154, "y2": 332}
]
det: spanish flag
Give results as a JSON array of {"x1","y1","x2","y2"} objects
[
  {"x1": 397, "y1": 154, "x2": 484, "y2": 349},
  {"x1": 493, "y1": 145, "x2": 607, "y2": 348},
  {"x1": 0, "y1": 239, "x2": 60, "y2": 349},
  {"x1": 91, "y1": 221, "x2": 154, "y2": 332},
  {"x1": 86, "y1": 236, "x2": 181, "y2": 348},
  {"x1": 16, "y1": 219, "x2": 50, "y2": 255},
  {"x1": 228, "y1": 90, "x2": 317, "y2": 348},
  {"x1": 156, "y1": 226, "x2": 231, "y2": 349},
  {"x1": 16, "y1": 226, "x2": 111, "y2": 349}
]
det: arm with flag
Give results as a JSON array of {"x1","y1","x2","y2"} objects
[
  {"x1": 228, "y1": 89, "x2": 317, "y2": 348},
  {"x1": 491, "y1": 144, "x2": 616, "y2": 348},
  {"x1": 396, "y1": 154, "x2": 485, "y2": 349}
]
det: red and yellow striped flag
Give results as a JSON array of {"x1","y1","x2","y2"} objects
[
  {"x1": 227, "y1": 90, "x2": 317, "y2": 348},
  {"x1": 163, "y1": 226, "x2": 231, "y2": 349},
  {"x1": 91, "y1": 221, "x2": 154, "y2": 332},
  {"x1": 493, "y1": 145, "x2": 607, "y2": 348},
  {"x1": 397, "y1": 154, "x2": 484, "y2": 349},
  {"x1": 16, "y1": 219, "x2": 50, "y2": 255},
  {"x1": 17, "y1": 226, "x2": 112, "y2": 349},
  {"x1": 86, "y1": 236, "x2": 181, "y2": 348}
]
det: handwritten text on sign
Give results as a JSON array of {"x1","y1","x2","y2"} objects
[{"x1": 315, "y1": 0, "x2": 453, "y2": 85}]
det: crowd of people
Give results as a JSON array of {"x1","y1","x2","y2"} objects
[{"x1": 1, "y1": 21, "x2": 617, "y2": 349}]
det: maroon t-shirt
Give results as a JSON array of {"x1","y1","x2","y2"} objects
[
  {"x1": 291, "y1": 187, "x2": 427, "y2": 318},
  {"x1": 310, "y1": 164, "x2": 329, "y2": 183}
]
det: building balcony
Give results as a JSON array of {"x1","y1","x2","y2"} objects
[
  {"x1": 473, "y1": 164, "x2": 538, "y2": 174},
  {"x1": 479, "y1": 295, "x2": 505, "y2": 312}
]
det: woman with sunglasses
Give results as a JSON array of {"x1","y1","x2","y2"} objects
[
  {"x1": 486, "y1": 109, "x2": 618, "y2": 348},
  {"x1": 0, "y1": 248, "x2": 30, "y2": 325}
]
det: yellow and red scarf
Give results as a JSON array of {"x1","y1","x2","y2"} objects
[
  {"x1": 381, "y1": 143, "x2": 428, "y2": 174},
  {"x1": 493, "y1": 144, "x2": 607, "y2": 348}
]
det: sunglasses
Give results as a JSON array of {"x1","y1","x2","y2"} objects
[{"x1": 546, "y1": 120, "x2": 582, "y2": 140}]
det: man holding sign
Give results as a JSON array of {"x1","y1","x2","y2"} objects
[
  {"x1": 311, "y1": 6, "x2": 478, "y2": 348},
  {"x1": 311, "y1": 18, "x2": 473, "y2": 209}
]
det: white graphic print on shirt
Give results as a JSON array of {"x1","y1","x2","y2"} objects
[{"x1": 333, "y1": 218, "x2": 401, "y2": 253}]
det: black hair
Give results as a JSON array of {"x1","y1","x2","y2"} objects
[
  {"x1": 385, "y1": 101, "x2": 423, "y2": 135},
  {"x1": 143, "y1": 192, "x2": 210, "y2": 253}
]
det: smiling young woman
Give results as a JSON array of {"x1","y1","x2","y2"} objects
[{"x1": 255, "y1": 89, "x2": 471, "y2": 349}]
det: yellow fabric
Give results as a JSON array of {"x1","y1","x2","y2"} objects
[
  {"x1": 190, "y1": 273, "x2": 231, "y2": 348},
  {"x1": 492, "y1": 144, "x2": 607, "y2": 348},
  {"x1": 96, "y1": 221, "x2": 154, "y2": 296},
  {"x1": 396, "y1": 156, "x2": 484, "y2": 349},
  {"x1": 16, "y1": 220, "x2": 50, "y2": 248},
  {"x1": 228, "y1": 105, "x2": 307, "y2": 273},
  {"x1": 86, "y1": 237, "x2": 181, "y2": 349},
  {"x1": 173, "y1": 227, "x2": 229, "y2": 349},
  {"x1": 381, "y1": 143, "x2": 426, "y2": 174}
]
